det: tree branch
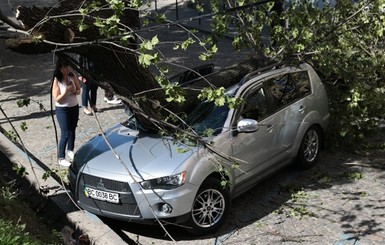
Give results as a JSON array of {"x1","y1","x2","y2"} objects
[{"x1": 0, "y1": 7, "x2": 24, "y2": 30}]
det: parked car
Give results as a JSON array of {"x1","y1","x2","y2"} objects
[{"x1": 68, "y1": 62, "x2": 329, "y2": 235}]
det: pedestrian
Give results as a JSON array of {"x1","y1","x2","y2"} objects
[
  {"x1": 52, "y1": 58, "x2": 81, "y2": 167},
  {"x1": 79, "y1": 56, "x2": 99, "y2": 115}
]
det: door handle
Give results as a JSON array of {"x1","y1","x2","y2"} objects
[
  {"x1": 299, "y1": 105, "x2": 305, "y2": 113},
  {"x1": 266, "y1": 124, "x2": 275, "y2": 131}
]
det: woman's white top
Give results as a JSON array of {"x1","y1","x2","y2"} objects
[{"x1": 55, "y1": 77, "x2": 78, "y2": 107}]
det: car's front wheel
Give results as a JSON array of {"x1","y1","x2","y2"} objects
[
  {"x1": 184, "y1": 177, "x2": 230, "y2": 236},
  {"x1": 296, "y1": 125, "x2": 322, "y2": 168}
]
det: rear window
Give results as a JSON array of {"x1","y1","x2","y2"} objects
[{"x1": 266, "y1": 71, "x2": 311, "y2": 110}]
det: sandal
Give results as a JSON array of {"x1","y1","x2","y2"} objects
[{"x1": 83, "y1": 108, "x2": 93, "y2": 115}]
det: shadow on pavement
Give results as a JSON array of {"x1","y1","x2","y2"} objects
[{"x1": 99, "y1": 143, "x2": 385, "y2": 243}]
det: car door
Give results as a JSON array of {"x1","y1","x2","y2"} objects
[
  {"x1": 230, "y1": 68, "x2": 313, "y2": 191},
  {"x1": 264, "y1": 69, "x2": 312, "y2": 158},
  {"x1": 230, "y1": 84, "x2": 280, "y2": 190}
]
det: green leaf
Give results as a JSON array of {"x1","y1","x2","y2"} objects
[
  {"x1": 20, "y1": 122, "x2": 28, "y2": 132},
  {"x1": 176, "y1": 147, "x2": 190, "y2": 153},
  {"x1": 199, "y1": 53, "x2": 208, "y2": 61},
  {"x1": 78, "y1": 22, "x2": 88, "y2": 32},
  {"x1": 151, "y1": 35, "x2": 159, "y2": 46},
  {"x1": 181, "y1": 38, "x2": 195, "y2": 50},
  {"x1": 138, "y1": 53, "x2": 154, "y2": 67},
  {"x1": 60, "y1": 19, "x2": 71, "y2": 26},
  {"x1": 16, "y1": 98, "x2": 30, "y2": 107},
  {"x1": 143, "y1": 41, "x2": 153, "y2": 50}
]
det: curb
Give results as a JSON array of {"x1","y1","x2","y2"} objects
[{"x1": 0, "y1": 129, "x2": 127, "y2": 245}]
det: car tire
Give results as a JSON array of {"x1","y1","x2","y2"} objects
[
  {"x1": 184, "y1": 177, "x2": 230, "y2": 236},
  {"x1": 296, "y1": 125, "x2": 322, "y2": 169}
]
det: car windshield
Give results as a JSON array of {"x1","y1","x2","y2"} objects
[
  {"x1": 183, "y1": 84, "x2": 239, "y2": 136},
  {"x1": 185, "y1": 101, "x2": 230, "y2": 136},
  {"x1": 121, "y1": 103, "x2": 230, "y2": 136},
  {"x1": 122, "y1": 84, "x2": 238, "y2": 136}
]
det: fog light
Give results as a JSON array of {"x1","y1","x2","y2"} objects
[{"x1": 161, "y1": 203, "x2": 172, "y2": 214}]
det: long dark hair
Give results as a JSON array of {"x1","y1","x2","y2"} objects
[{"x1": 53, "y1": 58, "x2": 71, "y2": 82}]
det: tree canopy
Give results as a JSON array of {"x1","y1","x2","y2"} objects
[
  {"x1": 226, "y1": 0, "x2": 385, "y2": 147},
  {"x1": 1, "y1": 0, "x2": 385, "y2": 148}
]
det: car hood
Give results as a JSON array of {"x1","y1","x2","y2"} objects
[{"x1": 74, "y1": 123, "x2": 196, "y2": 180}]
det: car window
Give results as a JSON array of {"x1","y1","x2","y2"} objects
[
  {"x1": 266, "y1": 71, "x2": 310, "y2": 110},
  {"x1": 291, "y1": 71, "x2": 311, "y2": 97},
  {"x1": 240, "y1": 87, "x2": 268, "y2": 121}
]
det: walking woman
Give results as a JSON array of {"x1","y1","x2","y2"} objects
[
  {"x1": 79, "y1": 56, "x2": 99, "y2": 115},
  {"x1": 52, "y1": 58, "x2": 81, "y2": 167}
]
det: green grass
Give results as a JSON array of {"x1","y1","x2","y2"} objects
[
  {"x1": 0, "y1": 160, "x2": 62, "y2": 245},
  {"x1": 0, "y1": 218, "x2": 43, "y2": 245}
]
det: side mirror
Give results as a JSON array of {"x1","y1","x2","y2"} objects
[{"x1": 237, "y1": 119, "x2": 259, "y2": 133}]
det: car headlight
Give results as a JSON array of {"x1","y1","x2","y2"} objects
[{"x1": 140, "y1": 172, "x2": 186, "y2": 190}]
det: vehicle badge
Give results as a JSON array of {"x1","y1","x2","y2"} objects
[{"x1": 97, "y1": 179, "x2": 105, "y2": 190}]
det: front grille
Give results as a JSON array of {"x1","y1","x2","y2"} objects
[
  {"x1": 82, "y1": 174, "x2": 130, "y2": 191},
  {"x1": 78, "y1": 173, "x2": 141, "y2": 217}
]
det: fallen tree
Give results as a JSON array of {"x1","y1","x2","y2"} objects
[
  {"x1": 2, "y1": 0, "x2": 385, "y2": 147},
  {"x1": 2, "y1": 0, "x2": 271, "y2": 133}
]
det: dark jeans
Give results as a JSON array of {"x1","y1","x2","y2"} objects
[
  {"x1": 55, "y1": 105, "x2": 79, "y2": 159},
  {"x1": 82, "y1": 81, "x2": 98, "y2": 108}
]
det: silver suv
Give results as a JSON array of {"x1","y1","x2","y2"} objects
[{"x1": 68, "y1": 62, "x2": 329, "y2": 235}]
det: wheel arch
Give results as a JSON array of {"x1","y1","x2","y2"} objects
[
  {"x1": 295, "y1": 123, "x2": 323, "y2": 168},
  {"x1": 292, "y1": 109, "x2": 327, "y2": 156},
  {"x1": 188, "y1": 153, "x2": 235, "y2": 195}
]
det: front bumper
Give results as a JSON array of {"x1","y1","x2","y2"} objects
[{"x1": 70, "y1": 171, "x2": 199, "y2": 224}]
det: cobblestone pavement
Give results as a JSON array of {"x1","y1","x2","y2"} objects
[
  {"x1": 103, "y1": 144, "x2": 385, "y2": 245},
  {"x1": 1, "y1": 1, "x2": 385, "y2": 245}
]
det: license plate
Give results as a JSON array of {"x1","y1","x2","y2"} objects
[{"x1": 84, "y1": 187, "x2": 120, "y2": 204}]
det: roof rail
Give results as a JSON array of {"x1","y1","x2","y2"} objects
[{"x1": 239, "y1": 62, "x2": 283, "y2": 85}]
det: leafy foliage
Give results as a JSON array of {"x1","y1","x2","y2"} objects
[
  {"x1": 139, "y1": 35, "x2": 160, "y2": 67},
  {"x1": 0, "y1": 163, "x2": 61, "y2": 245},
  {"x1": 16, "y1": 98, "x2": 31, "y2": 108},
  {"x1": 6, "y1": 0, "x2": 385, "y2": 149},
  {"x1": 274, "y1": 186, "x2": 316, "y2": 219},
  {"x1": 1, "y1": 182, "x2": 19, "y2": 202},
  {"x1": 17, "y1": 98, "x2": 45, "y2": 111},
  {"x1": 203, "y1": 0, "x2": 385, "y2": 148},
  {"x1": 4, "y1": 130, "x2": 17, "y2": 143},
  {"x1": 0, "y1": 219, "x2": 39, "y2": 245},
  {"x1": 11, "y1": 165, "x2": 27, "y2": 177}
]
